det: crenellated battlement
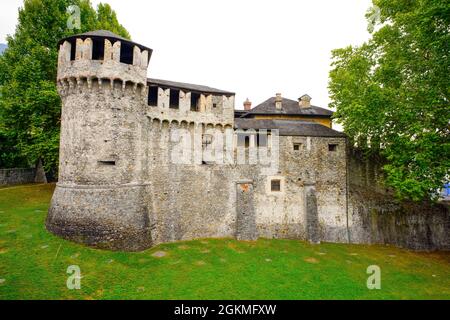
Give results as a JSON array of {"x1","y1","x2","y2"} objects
[{"x1": 57, "y1": 30, "x2": 151, "y2": 87}]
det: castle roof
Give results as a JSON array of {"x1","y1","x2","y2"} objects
[
  {"x1": 240, "y1": 97, "x2": 333, "y2": 118},
  {"x1": 234, "y1": 118, "x2": 346, "y2": 138},
  {"x1": 148, "y1": 78, "x2": 235, "y2": 96},
  {"x1": 58, "y1": 30, "x2": 152, "y2": 53}
]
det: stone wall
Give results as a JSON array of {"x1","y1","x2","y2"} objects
[
  {"x1": 145, "y1": 122, "x2": 348, "y2": 247},
  {"x1": 348, "y1": 150, "x2": 450, "y2": 251},
  {"x1": 0, "y1": 168, "x2": 36, "y2": 186}
]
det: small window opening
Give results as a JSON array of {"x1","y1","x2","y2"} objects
[
  {"x1": 69, "y1": 39, "x2": 76, "y2": 61},
  {"x1": 293, "y1": 143, "x2": 302, "y2": 151},
  {"x1": 328, "y1": 144, "x2": 338, "y2": 152},
  {"x1": 98, "y1": 160, "x2": 116, "y2": 166},
  {"x1": 191, "y1": 92, "x2": 200, "y2": 111},
  {"x1": 148, "y1": 86, "x2": 158, "y2": 106},
  {"x1": 237, "y1": 134, "x2": 252, "y2": 148},
  {"x1": 169, "y1": 89, "x2": 180, "y2": 109},
  {"x1": 257, "y1": 133, "x2": 268, "y2": 147},
  {"x1": 92, "y1": 38, "x2": 104, "y2": 60},
  {"x1": 213, "y1": 103, "x2": 217, "y2": 108},
  {"x1": 119, "y1": 41, "x2": 133, "y2": 65},
  {"x1": 271, "y1": 179, "x2": 281, "y2": 192},
  {"x1": 245, "y1": 136, "x2": 250, "y2": 148}
]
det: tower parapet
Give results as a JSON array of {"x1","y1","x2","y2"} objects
[{"x1": 57, "y1": 30, "x2": 151, "y2": 86}]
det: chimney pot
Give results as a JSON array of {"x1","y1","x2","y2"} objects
[
  {"x1": 299, "y1": 94, "x2": 311, "y2": 108},
  {"x1": 243, "y1": 98, "x2": 252, "y2": 111}
]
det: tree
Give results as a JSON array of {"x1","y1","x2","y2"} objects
[
  {"x1": 0, "y1": 0, "x2": 130, "y2": 175},
  {"x1": 329, "y1": 0, "x2": 450, "y2": 201}
]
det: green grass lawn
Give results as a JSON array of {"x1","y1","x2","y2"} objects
[{"x1": 0, "y1": 184, "x2": 449, "y2": 300}]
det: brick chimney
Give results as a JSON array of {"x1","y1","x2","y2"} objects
[
  {"x1": 243, "y1": 98, "x2": 252, "y2": 111},
  {"x1": 299, "y1": 94, "x2": 312, "y2": 108},
  {"x1": 275, "y1": 93, "x2": 282, "y2": 110}
]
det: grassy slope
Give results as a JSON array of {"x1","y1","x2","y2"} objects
[{"x1": 0, "y1": 184, "x2": 449, "y2": 300}]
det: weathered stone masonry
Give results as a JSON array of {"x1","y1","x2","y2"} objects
[{"x1": 46, "y1": 30, "x2": 448, "y2": 251}]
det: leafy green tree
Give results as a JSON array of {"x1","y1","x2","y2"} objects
[
  {"x1": 0, "y1": 0, "x2": 130, "y2": 175},
  {"x1": 329, "y1": 0, "x2": 450, "y2": 201}
]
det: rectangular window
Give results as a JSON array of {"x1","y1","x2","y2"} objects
[
  {"x1": 148, "y1": 86, "x2": 158, "y2": 106},
  {"x1": 293, "y1": 143, "x2": 302, "y2": 151},
  {"x1": 328, "y1": 144, "x2": 338, "y2": 152},
  {"x1": 92, "y1": 38, "x2": 104, "y2": 60},
  {"x1": 237, "y1": 134, "x2": 251, "y2": 148},
  {"x1": 119, "y1": 41, "x2": 133, "y2": 65},
  {"x1": 169, "y1": 89, "x2": 180, "y2": 109},
  {"x1": 213, "y1": 103, "x2": 217, "y2": 108},
  {"x1": 191, "y1": 92, "x2": 200, "y2": 111},
  {"x1": 271, "y1": 179, "x2": 281, "y2": 192},
  {"x1": 257, "y1": 133, "x2": 268, "y2": 147}
]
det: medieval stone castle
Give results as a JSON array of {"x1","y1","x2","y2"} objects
[{"x1": 46, "y1": 31, "x2": 449, "y2": 251}]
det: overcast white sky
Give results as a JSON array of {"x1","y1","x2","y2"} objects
[{"x1": 0, "y1": 0, "x2": 373, "y2": 112}]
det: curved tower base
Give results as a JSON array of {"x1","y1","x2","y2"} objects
[{"x1": 46, "y1": 184, "x2": 152, "y2": 251}]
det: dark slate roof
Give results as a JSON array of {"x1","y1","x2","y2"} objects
[
  {"x1": 234, "y1": 118, "x2": 346, "y2": 137},
  {"x1": 243, "y1": 97, "x2": 333, "y2": 117},
  {"x1": 79, "y1": 30, "x2": 129, "y2": 41},
  {"x1": 234, "y1": 110, "x2": 248, "y2": 117},
  {"x1": 58, "y1": 30, "x2": 152, "y2": 53},
  {"x1": 148, "y1": 78, "x2": 235, "y2": 96}
]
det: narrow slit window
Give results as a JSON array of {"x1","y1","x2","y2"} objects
[
  {"x1": 69, "y1": 39, "x2": 76, "y2": 61},
  {"x1": 328, "y1": 144, "x2": 338, "y2": 152},
  {"x1": 191, "y1": 92, "x2": 200, "y2": 111},
  {"x1": 169, "y1": 89, "x2": 180, "y2": 109},
  {"x1": 271, "y1": 179, "x2": 281, "y2": 192},
  {"x1": 148, "y1": 86, "x2": 158, "y2": 106},
  {"x1": 245, "y1": 136, "x2": 251, "y2": 148},
  {"x1": 98, "y1": 160, "x2": 116, "y2": 166}
]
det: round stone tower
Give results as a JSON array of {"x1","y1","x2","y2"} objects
[{"x1": 46, "y1": 30, "x2": 153, "y2": 251}]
